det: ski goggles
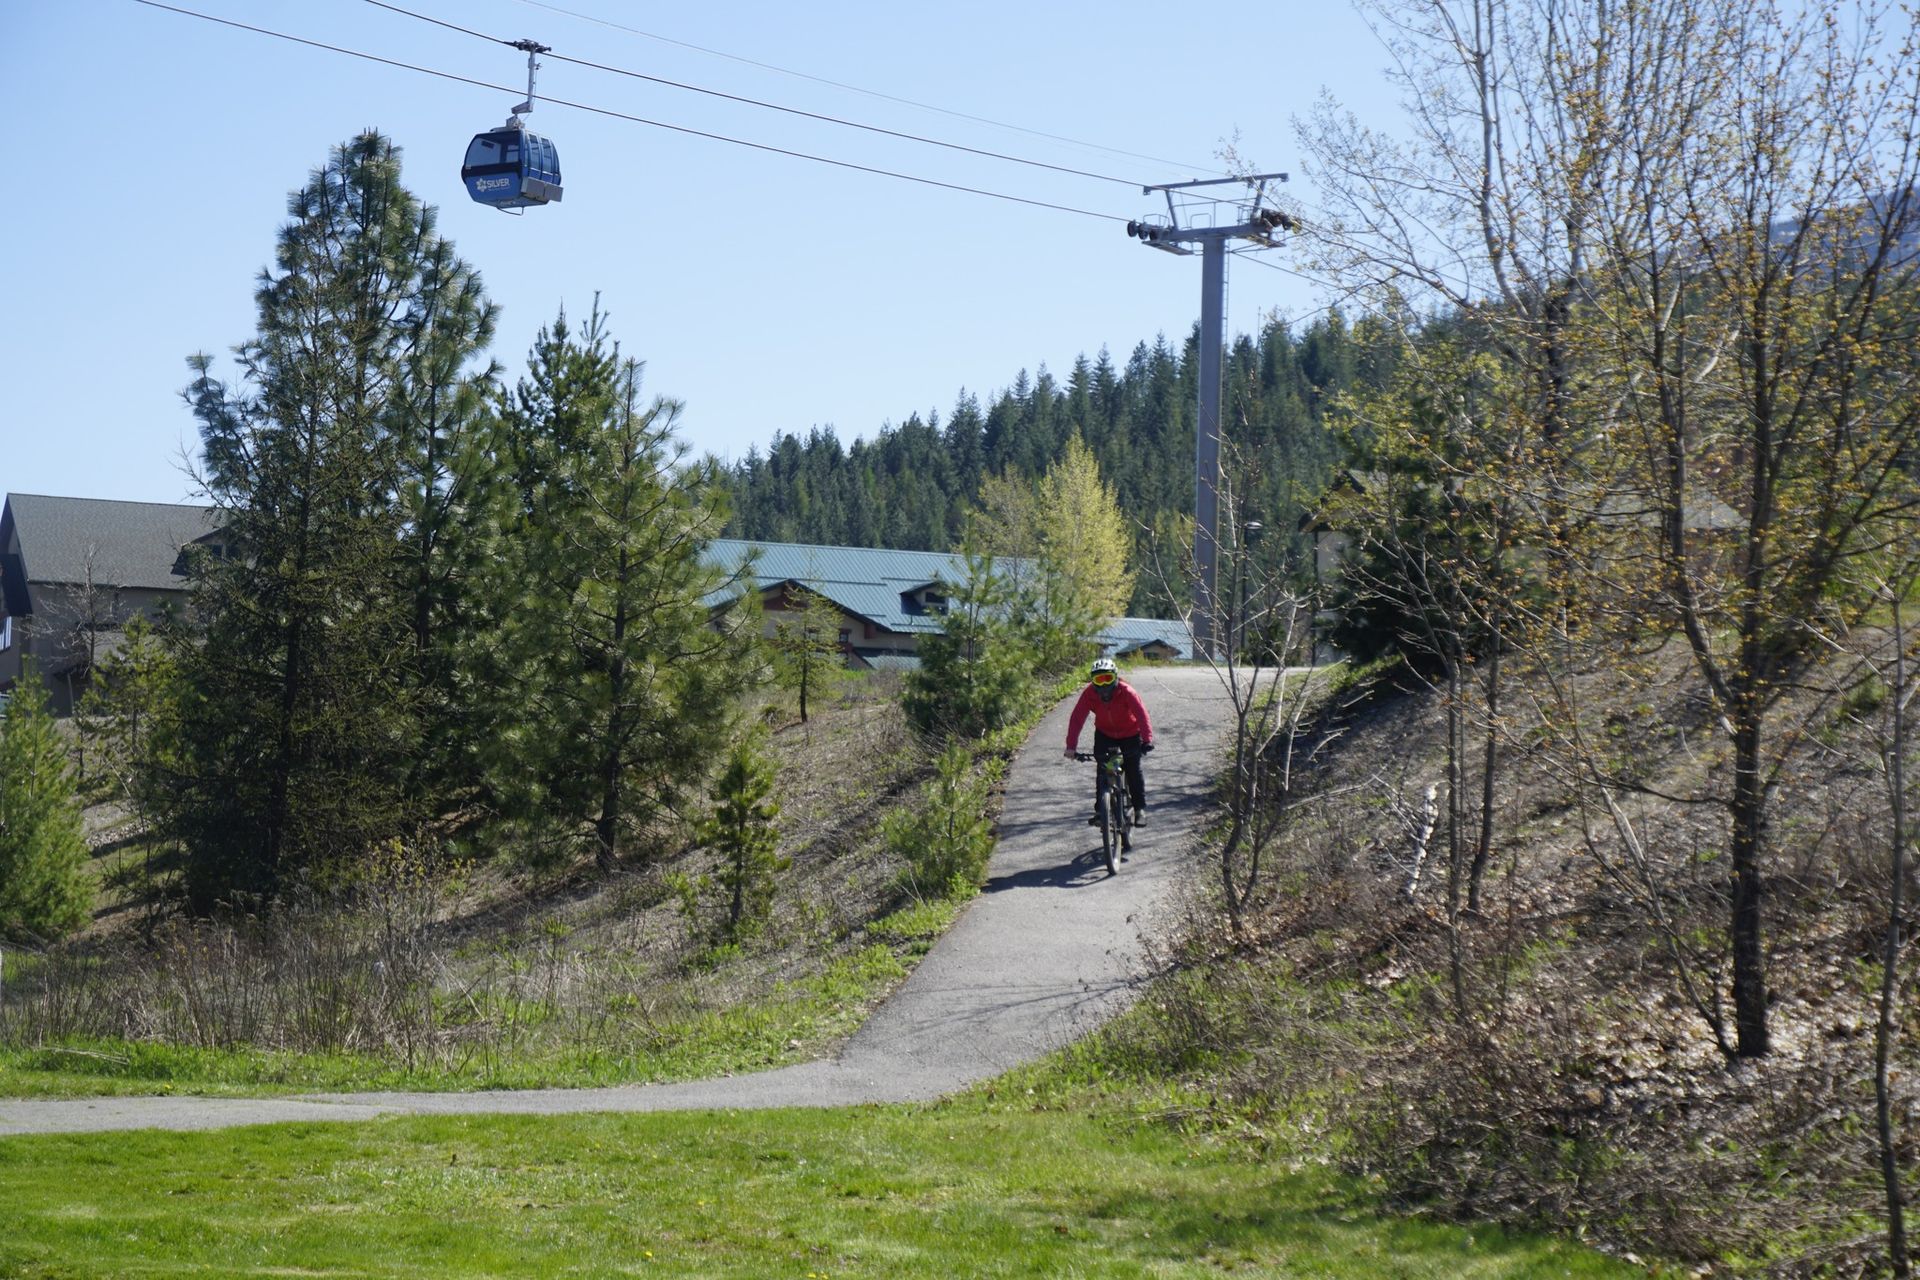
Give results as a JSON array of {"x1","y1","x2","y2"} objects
[{"x1": 1091, "y1": 671, "x2": 1117, "y2": 687}]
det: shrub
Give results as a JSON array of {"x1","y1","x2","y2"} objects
[
  {"x1": 884, "y1": 742, "x2": 1001, "y2": 898},
  {"x1": 0, "y1": 668, "x2": 90, "y2": 940},
  {"x1": 695, "y1": 728, "x2": 788, "y2": 943},
  {"x1": 903, "y1": 553, "x2": 1033, "y2": 740}
]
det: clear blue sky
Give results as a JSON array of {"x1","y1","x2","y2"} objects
[{"x1": 3, "y1": 0, "x2": 1395, "y2": 506}]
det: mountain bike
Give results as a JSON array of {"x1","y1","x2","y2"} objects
[{"x1": 1075, "y1": 751, "x2": 1132, "y2": 874}]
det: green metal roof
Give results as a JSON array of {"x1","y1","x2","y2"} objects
[
  {"x1": 705, "y1": 539, "x2": 981, "y2": 635},
  {"x1": 704, "y1": 538, "x2": 1192, "y2": 659},
  {"x1": 1098, "y1": 617, "x2": 1195, "y2": 660}
]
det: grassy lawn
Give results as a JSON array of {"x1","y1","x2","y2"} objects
[{"x1": 0, "y1": 1100, "x2": 1647, "y2": 1279}]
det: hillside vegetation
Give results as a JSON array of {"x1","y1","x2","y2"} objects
[
  {"x1": 713, "y1": 312, "x2": 1377, "y2": 618},
  {"x1": 1086, "y1": 642, "x2": 1919, "y2": 1276},
  {"x1": 1, "y1": 678, "x2": 1003, "y2": 1097}
]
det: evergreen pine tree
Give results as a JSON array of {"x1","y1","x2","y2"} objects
[
  {"x1": 387, "y1": 228, "x2": 503, "y2": 807},
  {"x1": 494, "y1": 317, "x2": 750, "y2": 870},
  {"x1": 903, "y1": 551, "x2": 1032, "y2": 739},
  {"x1": 0, "y1": 666, "x2": 91, "y2": 939},
  {"x1": 697, "y1": 727, "x2": 787, "y2": 941},
  {"x1": 882, "y1": 740, "x2": 1000, "y2": 898},
  {"x1": 175, "y1": 132, "x2": 463, "y2": 907},
  {"x1": 75, "y1": 617, "x2": 184, "y2": 839},
  {"x1": 768, "y1": 583, "x2": 846, "y2": 723}
]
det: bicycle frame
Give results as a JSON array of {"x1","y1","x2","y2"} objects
[{"x1": 1076, "y1": 749, "x2": 1132, "y2": 873}]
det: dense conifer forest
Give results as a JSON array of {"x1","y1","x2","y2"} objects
[{"x1": 714, "y1": 312, "x2": 1397, "y2": 615}]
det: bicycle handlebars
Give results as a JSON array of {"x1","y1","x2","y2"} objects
[{"x1": 1072, "y1": 746, "x2": 1153, "y2": 762}]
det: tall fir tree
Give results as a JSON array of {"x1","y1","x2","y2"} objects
[
  {"x1": 490, "y1": 313, "x2": 751, "y2": 869},
  {"x1": 174, "y1": 132, "x2": 485, "y2": 907},
  {"x1": 386, "y1": 226, "x2": 504, "y2": 806}
]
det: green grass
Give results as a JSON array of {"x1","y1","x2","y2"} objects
[
  {"x1": 0, "y1": 1100, "x2": 1650, "y2": 1279},
  {"x1": 0, "y1": 945, "x2": 910, "y2": 1100},
  {"x1": 867, "y1": 897, "x2": 968, "y2": 956}
]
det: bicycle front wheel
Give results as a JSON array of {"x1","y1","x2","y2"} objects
[
  {"x1": 1102, "y1": 786, "x2": 1121, "y2": 873},
  {"x1": 1098, "y1": 784, "x2": 1118, "y2": 874}
]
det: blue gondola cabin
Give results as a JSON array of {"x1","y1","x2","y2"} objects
[{"x1": 462, "y1": 123, "x2": 563, "y2": 210}]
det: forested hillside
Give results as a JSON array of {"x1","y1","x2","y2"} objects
[{"x1": 716, "y1": 313, "x2": 1396, "y2": 614}]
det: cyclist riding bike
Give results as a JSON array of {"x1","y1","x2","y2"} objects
[{"x1": 1062, "y1": 658, "x2": 1154, "y2": 828}]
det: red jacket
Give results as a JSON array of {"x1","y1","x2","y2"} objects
[{"x1": 1065, "y1": 679, "x2": 1153, "y2": 749}]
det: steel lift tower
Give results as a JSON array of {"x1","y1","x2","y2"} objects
[{"x1": 1127, "y1": 173, "x2": 1295, "y2": 660}]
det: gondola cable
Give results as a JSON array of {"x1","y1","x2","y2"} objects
[
  {"x1": 362, "y1": 0, "x2": 1220, "y2": 197},
  {"x1": 128, "y1": 0, "x2": 1129, "y2": 223},
  {"x1": 506, "y1": 0, "x2": 1228, "y2": 179}
]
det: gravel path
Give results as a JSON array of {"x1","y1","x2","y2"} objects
[{"x1": 0, "y1": 667, "x2": 1231, "y2": 1136}]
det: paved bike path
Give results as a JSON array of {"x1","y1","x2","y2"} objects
[{"x1": 0, "y1": 667, "x2": 1231, "y2": 1136}]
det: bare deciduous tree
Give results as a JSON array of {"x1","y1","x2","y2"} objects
[
  {"x1": 1305, "y1": 0, "x2": 1920, "y2": 1060},
  {"x1": 1840, "y1": 569, "x2": 1919, "y2": 1278},
  {"x1": 1149, "y1": 455, "x2": 1334, "y2": 932},
  {"x1": 1598, "y1": 3, "x2": 1920, "y2": 1057}
]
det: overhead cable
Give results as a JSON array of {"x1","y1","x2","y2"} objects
[
  {"x1": 1229, "y1": 247, "x2": 1336, "y2": 288},
  {"x1": 1229, "y1": 248, "x2": 1367, "y2": 324},
  {"x1": 129, "y1": 0, "x2": 1128, "y2": 223},
  {"x1": 505, "y1": 0, "x2": 1228, "y2": 179},
  {"x1": 363, "y1": 0, "x2": 1208, "y2": 194}
]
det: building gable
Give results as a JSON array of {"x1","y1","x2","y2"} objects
[{"x1": 2, "y1": 494, "x2": 221, "y2": 592}]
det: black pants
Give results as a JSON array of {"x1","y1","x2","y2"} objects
[{"x1": 1093, "y1": 731, "x2": 1146, "y2": 812}]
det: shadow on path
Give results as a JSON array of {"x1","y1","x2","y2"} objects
[{"x1": 984, "y1": 853, "x2": 1114, "y2": 893}]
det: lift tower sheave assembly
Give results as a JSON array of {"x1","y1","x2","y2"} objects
[{"x1": 1126, "y1": 172, "x2": 1296, "y2": 661}]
